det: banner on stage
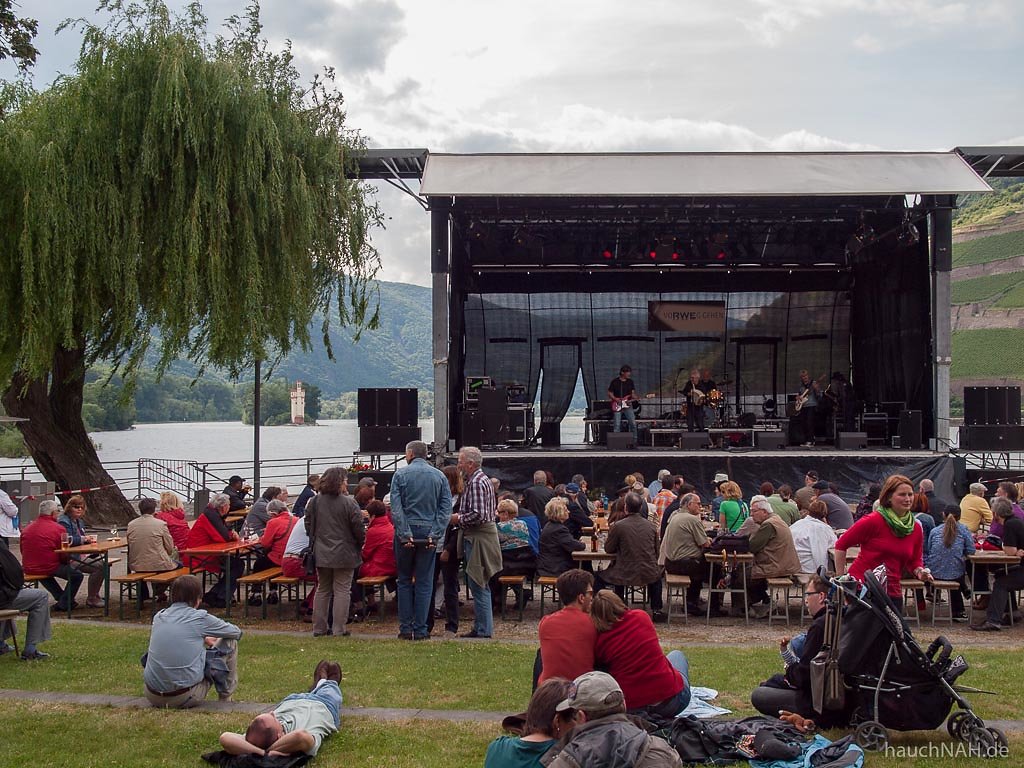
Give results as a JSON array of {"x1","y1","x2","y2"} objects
[{"x1": 648, "y1": 301, "x2": 727, "y2": 333}]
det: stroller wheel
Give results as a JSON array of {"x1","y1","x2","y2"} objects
[
  {"x1": 948, "y1": 711, "x2": 984, "y2": 741},
  {"x1": 965, "y1": 725, "x2": 996, "y2": 756},
  {"x1": 855, "y1": 721, "x2": 889, "y2": 751},
  {"x1": 986, "y1": 727, "x2": 1008, "y2": 751}
]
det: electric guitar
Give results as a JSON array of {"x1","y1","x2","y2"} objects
[
  {"x1": 793, "y1": 374, "x2": 827, "y2": 414},
  {"x1": 610, "y1": 392, "x2": 655, "y2": 413}
]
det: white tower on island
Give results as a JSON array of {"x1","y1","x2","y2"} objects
[{"x1": 290, "y1": 381, "x2": 306, "y2": 425}]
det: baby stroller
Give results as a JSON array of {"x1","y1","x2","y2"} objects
[{"x1": 813, "y1": 572, "x2": 1005, "y2": 754}]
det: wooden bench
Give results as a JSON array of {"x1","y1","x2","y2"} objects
[
  {"x1": 901, "y1": 578, "x2": 926, "y2": 627},
  {"x1": 270, "y1": 575, "x2": 310, "y2": 620},
  {"x1": 237, "y1": 567, "x2": 283, "y2": 619},
  {"x1": 144, "y1": 566, "x2": 191, "y2": 609},
  {"x1": 356, "y1": 575, "x2": 391, "y2": 619},
  {"x1": 497, "y1": 575, "x2": 527, "y2": 622},
  {"x1": 664, "y1": 574, "x2": 692, "y2": 625},
  {"x1": 767, "y1": 577, "x2": 799, "y2": 626},
  {"x1": 929, "y1": 579, "x2": 963, "y2": 625},
  {"x1": 538, "y1": 576, "x2": 559, "y2": 616},
  {"x1": 0, "y1": 608, "x2": 22, "y2": 656},
  {"x1": 111, "y1": 571, "x2": 157, "y2": 619}
]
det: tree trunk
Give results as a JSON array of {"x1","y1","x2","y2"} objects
[{"x1": 1, "y1": 346, "x2": 135, "y2": 525}]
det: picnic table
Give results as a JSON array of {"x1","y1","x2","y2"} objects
[
  {"x1": 967, "y1": 551, "x2": 1022, "y2": 624},
  {"x1": 705, "y1": 551, "x2": 755, "y2": 625},
  {"x1": 56, "y1": 538, "x2": 126, "y2": 618},
  {"x1": 179, "y1": 540, "x2": 255, "y2": 617}
]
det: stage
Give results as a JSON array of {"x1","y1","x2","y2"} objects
[{"x1": 471, "y1": 443, "x2": 967, "y2": 502}]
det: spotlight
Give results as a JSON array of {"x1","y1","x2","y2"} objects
[
  {"x1": 602, "y1": 246, "x2": 615, "y2": 260},
  {"x1": 898, "y1": 217, "x2": 920, "y2": 247},
  {"x1": 649, "y1": 240, "x2": 659, "y2": 260}
]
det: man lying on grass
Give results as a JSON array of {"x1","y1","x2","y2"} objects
[{"x1": 219, "y1": 660, "x2": 343, "y2": 758}]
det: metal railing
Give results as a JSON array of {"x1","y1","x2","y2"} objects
[{"x1": 0, "y1": 450, "x2": 408, "y2": 501}]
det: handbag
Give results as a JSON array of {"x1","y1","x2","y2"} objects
[
  {"x1": 303, "y1": 497, "x2": 318, "y2": 575},
  {"x1": 707, "y1": 532, "x2": 750, "y2": 554}
]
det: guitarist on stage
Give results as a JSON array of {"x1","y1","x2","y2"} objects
[
  {"x1": 680, "y1": 369, "x2": 707, "y2": 433},
  {"x1": 793, "y1": 370, "x2": 822, "y2": 446},
  {"x1": 607, "y1": 365, "x2": 639, "y2": 442}
]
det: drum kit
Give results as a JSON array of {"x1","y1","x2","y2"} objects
[{"x1": 679, "y1": 380, "x2": 733, "y2": 426}]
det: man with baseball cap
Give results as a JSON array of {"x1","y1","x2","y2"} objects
[{"x1": 545, "y1": 671, "x2": 681, "y2": 767}]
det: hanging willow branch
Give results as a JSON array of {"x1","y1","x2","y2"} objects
[{"x1": 0, "y1": 0, "x2": 381, "y2": 391}]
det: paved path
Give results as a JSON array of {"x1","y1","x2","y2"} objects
[{"x1": 5, "y1": 686, "x2": 1024, "y2": 736}]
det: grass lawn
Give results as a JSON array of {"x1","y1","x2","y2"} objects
[
  {"x1": 0, "y1": 700, "x2": 497, "y2": 767},
  {"x1": 0, "y1": 624, "x2": 1019, "y2": 722}
]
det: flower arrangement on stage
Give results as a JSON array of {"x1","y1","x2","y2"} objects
[{"x1": 346, "y1": 462, "x2": 373, "y2": 473}]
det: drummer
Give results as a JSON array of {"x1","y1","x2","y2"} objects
[{"x1": 680, "y1": 369, "x2": 706, "y2": 433}]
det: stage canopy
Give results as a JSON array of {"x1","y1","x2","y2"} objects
[{"x1": 418, "y1": 151, "x2": 989, "y2": 449}]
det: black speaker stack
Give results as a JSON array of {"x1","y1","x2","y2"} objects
[
  {"x1": 358, "y1": 388, "x2": 420, "y2": 452},
  {"x1": 960, "y1": 386, "x2": 1024, "y2": 451},
  {"x1": 898, "y1": 410, "x2": 923, "y2": 450}
]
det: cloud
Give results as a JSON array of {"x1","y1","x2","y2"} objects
[
  {"x1": 852, "y1": 33, "x2": 884, "y2": 53},
  {"x1": 262, "y1": 0, "x2": 405, "y2": 74}
]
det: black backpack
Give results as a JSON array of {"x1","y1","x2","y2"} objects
[
  {"x1": 667, "y1": 715, "x2": 806, "y2": 763},
  {"x1": 0, "y1": 544, "x2": 25, "y2": 609}
]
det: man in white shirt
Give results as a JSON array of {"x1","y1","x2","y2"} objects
[{"x1": 788, "y1": 500, "x2": 836, "y2": 575}]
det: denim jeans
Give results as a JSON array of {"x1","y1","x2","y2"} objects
[
  {"x1": 630, "y1": 650, "x2": 691, "y2": 719},
  {"x1": 462, "y1": 537, "x2": 493, "y2": 637},
  {"x1": 282, "y1": 679, "x2": 343, "y2": 727},
  {"x1": 612, "y1": 406, "x2": 637, "y2": 439},
  {"x1": 395, "y1": 526, "x2": 438, "y2": 637}
]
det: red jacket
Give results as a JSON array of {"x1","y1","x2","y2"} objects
[
  {"x1": 538, "y1": 605, "x2": 597, "y2": 684},
  {"x1": 185, "y1": 507, "x2": 233, "y2": 573},
  {"x1": 360, "y1": 515, "x2": 397, "y2": 578},
  {"x1": 20, "y1": 515, "x2": 66, "y2": 575},
  {"x1": 595, "y1": 609, "x2": 684, "y2": 709},
  {"x1": 836, "y1": 511, "x2": 923, "y2": 598},
  {"x1": 259, "y1": 514, "x2": 297, "y2": 566},
  {"x1": 155, "y1": 508, "x2": 190, "y2": 553}
]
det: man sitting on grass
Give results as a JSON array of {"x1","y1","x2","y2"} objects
[
  {"x1": 143, "y1": 574, "x2": 241, "y2": 708},
  {"x1": 219, "y1": 660, "x2": 343, "y2": 758}
]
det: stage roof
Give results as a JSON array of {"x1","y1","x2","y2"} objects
[
  {"x1": 420, "y1": 151, "x2": 990, "y2": 198},
  {"x1": 955, "y1": 146, "x2": 1024, "y2": 179}
]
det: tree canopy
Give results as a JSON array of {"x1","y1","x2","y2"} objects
[
  {"x1": 0, "y1": 0, "x2": 37, "y2": 71},
  {"x1": 0, "y1": 1, "x2": 381, "y2": 522}
]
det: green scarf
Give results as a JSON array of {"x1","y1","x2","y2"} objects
[{"x1": 877, "y1": 505, "x2": 916, "y2": 537}]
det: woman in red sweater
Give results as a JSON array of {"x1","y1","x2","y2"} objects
[
  {"x1": 835, "y1": 474, "x2": 932, "y2": 607},
  {"x1": 156, "y1": 491, "x2": 190, "y2": 553},
  {"x1": 591, "y1": 590, "x2": 690, "y2": 719}
]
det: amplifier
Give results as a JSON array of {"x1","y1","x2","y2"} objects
[{"x1": 590, "y1": 400, "x2": 612, "y2": 420}]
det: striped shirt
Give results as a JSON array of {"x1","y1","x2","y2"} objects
[{"x1": 461, "y1": 469, "x2": 496, "y2": 528}]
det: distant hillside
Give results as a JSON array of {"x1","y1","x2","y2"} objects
[{"x1": 155, "y1": 280, "x2": 432, "y2": 397}]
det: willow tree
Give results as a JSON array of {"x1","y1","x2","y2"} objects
[{"x1": 0, "y1": 1, "x2": 380, "y2": 523}]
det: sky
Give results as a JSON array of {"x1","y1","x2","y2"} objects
[{"x1": 5, "y1": 0, "x2": 1023, "y2": 286}]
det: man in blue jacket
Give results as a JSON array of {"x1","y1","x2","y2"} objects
[{"x1": 389, "y1": 440, "x2": 452, "y2": 641}]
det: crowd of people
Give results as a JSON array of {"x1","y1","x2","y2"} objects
[{"x1": 2, "y1": 455, "x2": 1023, "y2": 764}]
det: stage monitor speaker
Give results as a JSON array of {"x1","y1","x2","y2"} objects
[
  {"x1": 606, "y1": 431, "x2": 635, "y2": 450},
  {"x1": 459, "y1": 410, "x2": 481, "y2": 448},
  {"x1": 756, "y1": 432, "x2": 788, "y2": 449},
  {"x1": 964, "y1": 386, "x2": 1021, "y2": 426},
  {"x1": 359, "y1": 426, "x2": 421, "y2": 453},
  {"x1": 835, "y1": 431, "x2": 868, "y2": 450},
  {"x1": 540, "y1": 422, "x2": 561, "y2": 447},
  {"x1": 478, "y1": 387, "x2": 508, "y2": 415},
  {"x1": 677, "y1": 432, "x2": 708, "y2": 450},
  {"x1": 959, "y1": 425, "x2": 1024, "y2": 451},
  {"x1": 898, "y1": 410, "x2": 922, "y2": 450}
]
